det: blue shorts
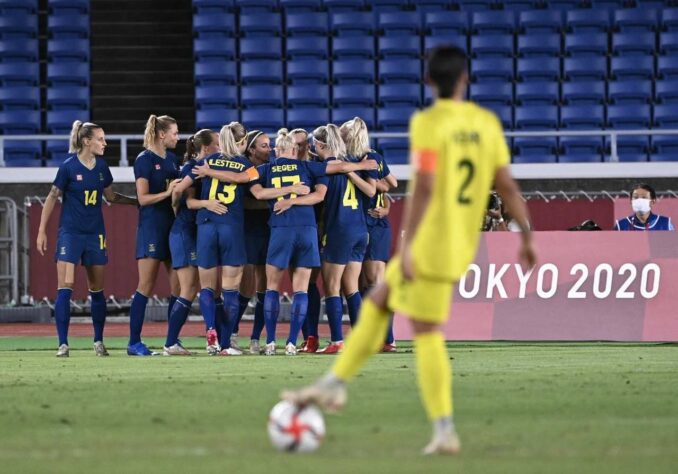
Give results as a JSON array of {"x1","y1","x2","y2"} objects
[
  {"x1": 364, "y1": 225, "x2": 392, "y2": 262},
  {"x1": 267, "y1": 226, "x2": 319, "y2": 269},
  {"x1": 321, "y1": 230, "x2": 369, "y2": 265},
  {"x1": 245, "y1": 230, "x2": 270, "y2": 266},
  {"x1": 197, "y1": 221, "x2": 246, "y2": 269},
  {"x1": 135, "y1": 220, "x2": 172, "y2": 261},
  {"x1": 169, "y1": 226, "x2": 197, "y2": 269},
  {"x1": 55, "y1": 231, "x2": 108, "y2": 266}
]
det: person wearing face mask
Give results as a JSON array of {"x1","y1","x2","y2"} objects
[{"x1": 614, "y1": 184, "x2": 674, "y2": 231}]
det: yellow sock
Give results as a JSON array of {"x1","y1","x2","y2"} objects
[
  {"x1": 331, "y1": 298, "x2": 389, "y2": 381},
  {"x1": 414, "y1": 331, "x2": 453, "y2": 420}
]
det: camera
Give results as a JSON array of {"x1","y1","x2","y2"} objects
[{"x1": 487, "y1": 192, "x2": 502, "y2": 211}]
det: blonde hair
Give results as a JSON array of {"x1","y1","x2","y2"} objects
[
  {"x1": 340, "y1": 117, "x2": 371, "y2": 158},
  {"x1": 290, "y1": 128, "x2": 308, "y2": 138},
  {"x1": 69, "y1": 120, "x2": 102, "y2": 153},
  {"x1": 218, "y1": 121, "x2": 247, "y2": 158},
  {"x1": 275, "y1": 128, "x2": 296, "y2": 152},
  {"x1": 312, "y1": 124, "x2": 347, "y2": 160},
  {"x1": 143, "y1": 114, "x2": 177, "y2": 149}
]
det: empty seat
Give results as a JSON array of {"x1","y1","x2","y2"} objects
[
  {"x1": 333, "y1": 59, "x2": 375, "y2": 83},
  {"x1": 458, "y1": 0, "x2": 496, "y2": 11},
  {"x1": 286, "y1": 12, "x2": 328, "y2": 36},
  {"x1": 235, "y1": 0, "x2": 278, "y2": 10},
  {"x1": 194, "y1": 60, "x2": 237, "y2": 85},
  {"x1": 425, "y1": 11, "x2": 468, "y2": 35},
  {"x1": 280, "y1": 0, "x2": 323, "y2": 11},
  {"x1": 424, "y1": 34, "x2": 468, "y2": 54},
  {"x1": 470, "y1": 82, "x2": 513, "y2": 105},
  {"x1": 378, "y1": 83, "x2": 422, "y2": 106},
  {"x1": 241, "y1": 84, "x2": 283, "y2": 108},
  {"x1": 48, "y1": 0, "x2": 89, "y2": 15},
  {"x1": 194, "y1": 38, "x2": 236, "y2": 61},
  {"x1": 196, "y1": 108, "x2": 240, "y2": 129},
  {"x1": 0, "y1": 86, "x2": 39, "y2": 109},
  {"x1": 608, "y1": 80, "x2": 652, "y2": 104},
  {"x1": 0, "y1": 109, "x2": 40, "y2": 132},
  {"x1": 47, "y1": 62, "x2": 88, "y2": 86},
  {"x1": 287, "y1": 59, "x2": 329, "y2": 83},
  {"x1": 471, "y1": 11, "x2": 515, "y2": 34},
  {"x1": 614, "y1": 8, "x2": 658, "y2": 32},
  {"x1": 565, "y1": 9, "x2": 610, "y2": 33},
  {"x1": 0, "y1": 39, "x2": 38, "y2": 61},
  {"x1": 512, "y1": 154, "x2": 557, "y2": 164},
  {"x1": 654, "y1": 104, "x2": 678, "y2": 128},
  {"x1": 239, "y1": 12, "x2": 281, "y2": 36},
  {"x1": 658, "y1": 55, "x2": 678, "y2": 78},
  {"x1": 484, "y1": 103, "x2": 513, "y2": 129},
  {"x1": 47, "y1": 86, "x2": 88, "y2": 110},
  {"x1": 46, "y1": 109, "x2": 86, "y2": 132},
  {"x1": 655, "y1": 79, "x2": 678, "y2": 103},
  {"x1": 412, "y1": 0, "x2": 452, "y2": 11},
  {"x1": 330, "y1": 12, "x2": 375, "y2": 36},
  {"x1": 548, "y1": 0, "x2": 582, "y2": 10},
  {"x1": 612, "y1": 32, "x2": 656, "y2": 56},
  {"x1": 377, "y1": 106, "x2": 416, "y2": 131},
  {"x1": 193, "y1": 0, "x2": 236, "y2": 13},
  {"x1": 323, "y1": 0, "x2": 365, "y2": 11},
  {"x1": 378, "y1": 11, "x2": 421, "y2": 36},
  {"x1": 661, "y1": 8, "x2": 678, "y2": 32},
  {"x1": 561, "y1": 104, "x2": 605, "y2": 129},
  {"x1": 0, "y1": 0, "x2": 38, "y2": 14},
  {"x1": 379, "y1": 58, "x2": 421, "y2": 83},
  {"x1": 0, "y1": 62, "x2": 38, "y2": 86},
  {"x1": 241, "y1": 108, "x2": 284, "y2": 132},
  {"x1": 332, "y1": 107, "x2": 375, "y2": 129},
  {"x1": 504, "y1": 0, "x2": 538, "y2": 10},
  {"x1": 286, "y1": 36, "x2": 329, "y2": 58},
  {"x1": 562, "y1": 80, "x2": 605, "y2": 104},
  {"x1": 195, "y1": 85, "x2": 238, "y2": 108},
  {"x1": 333, "y1": 36, "x2": 375, "y2": 58},
  {"x1": 241, "y1": 61, "x2": 283, "y2": 84},
  {"x1": 608, "y1": 104, "x2": 652, "y2": 129},
  {"x1": 610, "y1": 56, "x2": 654, "y2": 80},
  {"x1": 471, "y1": 57, "x2": 513, "y2": 82},
  {"x1": 471, "y1": 34, "x2": 513, "y2": 57},
  {"x1": 378, "y1": 138, "x2": 408, "y2": 165},
  {"x1": 517, "y1": 33, "x2": 561, "y2": 57},
  {"x1": 333, "y1": 83, "x2": 375, "y2": 106},
  {"x1": 558, "y1": 152, "x2": 602, "y2": 163},
  {"x1": 193, "y1": 13, "x2": 237, "y2": 37},
  {"x1": 47, "y1": 14, "x2": 89, "y2": 39},
  {"x1": 519, "y1": 10, "x2": 562, "y2": 33},
  {"x1": 47, "y1": 38, "x2": 89, "y2": 62},
  {"x1": 515, "y1": 105, "x2": 558, "y2": 129},
  {"x1": 563, "y1": 56, "x2": 607, "y2": 81},
  {"x1": 513, "y1": 136, "x2": 558, "y2": 160},
  {"x1": 287, "y1": 84, "x2": 330, "y2": 107},
  {"x1": 515, "y1": 81, "x2": 559, "y2": 105},
  {"x1": 286, "y1": 107, "x2": 329, "y2": 130},
  {"x1": 660, "y1": 32, "x2": 678, "y2": 55},
  {"x1": 565, "y1": 32, "x2": 608, "y2": 56},
  {"x1": 379, "y1": 35, "x2": 421, "y2": 58},
  {"x1": 240, "y1": 38, "x2": 281, "y2": 59},
  {"x1": 0, "y1": 15, "x2": 37, "y2": 39},
  {"x1": 517, "y1": 57, "x2": 560, "y2": 81}
]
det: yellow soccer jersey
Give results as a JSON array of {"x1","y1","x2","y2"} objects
[{"x1": 408, "y1": 99, "x2": 510, "y2": 282}]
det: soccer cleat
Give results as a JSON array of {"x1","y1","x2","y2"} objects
[
  {"x1": 56, "y1": 344, "x2": 69, "y2": 358},
  {"x1": 285, "y1": 343, "x2": 297, "y2": 356},
  {"x1": 264, "y1": 342, "x2": 276, "y2": 356},
  {"x1": 281, "y1": 378, "x2": 348, "y2": 413},
  {"x1": 317, "y1": 341, "x2": 344, "y2": 354},
  {"x1": 163, "y1": 343, "x2": 192, "y2": 356},
  {"x1": 127, "y1": 342, "x2": 157, "y2": 356},
  {"x1": 381, "y1": 343, "x2": 397, "y2": 353},
  {"x1": 230, "y1": 334, "x2": 241, "y2": 351},
  {"x1": 206, "y1": 328, "x2": 218, "y2": 347},
  {"x1": 249, "y1": 339, "x2": 261, "y2": 355},
  {"x1": 218, "y1": 347, "x2": 243, "y2": 356},
  {"x1": 93, "y1": 341, "x2": 109, "y2": 357},
  {"x1": 298, "y1": 335, "x2": 319, "y2": 353},
  {"x1": 206, "y1": 344, "x2": 220, "y2": 356},
  {"x1": 422, "y1": 431, "x2": 461, "y2": 456}
]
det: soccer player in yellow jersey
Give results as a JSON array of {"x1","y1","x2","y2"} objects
[{"x1": 282, "y1": 46, "x2": 537, "y2": 455}]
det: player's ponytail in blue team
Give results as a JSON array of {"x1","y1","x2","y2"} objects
[
  {"x1": 275, "y1": 128, "x2": 296, "y2": 152},
  {"x1": 69, "y1": 120, "x2": 102, "y2": 154},
  {"x1": 184, "y1": 128, "x2": 214, "y2": 163},
  {"x1": 340, "y1": 117, "x2": 371, "y2": 159},
  {"x1": 219, "y1": 121, "x2": 247, "y2": 158},
  {"x1": 143, "y1": 114, "x2": 177, "y2": 149},
  {"x1": 325, "y1": 124, "x2": 347, "y2": 161}
]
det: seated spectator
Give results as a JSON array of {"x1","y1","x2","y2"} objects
[
  {"x1": 484, "y1": 192, "x2": 529, "y2": 232},
  {"x1": 614, "y1": 183, "x2": 675, "y2": 231}
]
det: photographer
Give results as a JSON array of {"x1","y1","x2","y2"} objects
[{"x1": 484, "y1": 192, "x2": 529, "y2": 232}]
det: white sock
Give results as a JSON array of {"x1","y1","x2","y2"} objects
[{"x1": 433, "y1": 416, "x2": 454, "y2": 438}]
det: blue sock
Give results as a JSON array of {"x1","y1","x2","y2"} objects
[
  {"x1": 325, "y1": 295, "x2": 344, "y2": 342},
  {"x1": 287, "y1": 292, "x2": 309, "y2": 346},
  {"x1": 385, "y1": 315, "x2": 395, "y2": 345},
  {"x1": 346, "y1": 291, "x2": 362, "y2": 327},
  {"x1": 199, "y1": 288, "x2": 216, "y2": 331},
  {"x1": 128, "y1": 291, "x2": 148, "y2": 346},
  {"x1": 306, "y1": 282, "x2": 320, "y2": 338},
  {"x1": 165, "y1": 297, "x2": 191, "y2": 347},
  {"x1": 221, "y1": 289, "x2": 240, "y2": 348},
  {"x1": 167, "y1": 294, "x2": 177, "y2": 321},
  {"x1": 264, "y1": 290, "x2": 280, "y2": 344},
  {"x1": 251, "y1": 291, "x2": 265, "y2": 340},
  {"x1": 55, "y1": 288, "x2": 72, "y2": 346},
  {"x1": 90, "y1": 290, "x2": 106, "y2": 343},
  {"x1": 233, "y1": 293, "x2": 250, "y2": 335}
]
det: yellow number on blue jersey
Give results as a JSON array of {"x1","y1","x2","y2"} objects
[
  {"x1": 271, "y1": 175, "x2": 301, "y2": 201},
  {"x1": 84, "y1": 190, "x2": 97, "y2": 206},
  {"x1": 342, "y1": 181, "x2": 359, "y2": 209},
  {"x1": 208, "y1": 178, "x2": 236, "y2": 204}
]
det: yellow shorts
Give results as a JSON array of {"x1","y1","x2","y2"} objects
[{"x1": 385, "y1": 256, "x2": 454, "y2": 325}]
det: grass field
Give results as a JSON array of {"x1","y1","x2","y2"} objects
[{"x1": 1, "y1": 337, "x2": 677, "y2": 474}]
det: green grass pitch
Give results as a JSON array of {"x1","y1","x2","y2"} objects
[{"x1": 1, "y1": 337, "x2": 677, "y2": 474}]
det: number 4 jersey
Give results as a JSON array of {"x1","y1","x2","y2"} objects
[{"x1": 409, "y1": 100, "x2": 510, "y2": 282}]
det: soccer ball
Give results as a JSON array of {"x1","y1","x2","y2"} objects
[{"x1": 267, "y1": 400, "x2": 325, "y2": 453}]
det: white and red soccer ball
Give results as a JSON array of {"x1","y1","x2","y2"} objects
[{"x1": 268, "y1": 400, "x2": 325, "y2": 453}]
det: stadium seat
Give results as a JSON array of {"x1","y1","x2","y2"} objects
[
  {"x1": 519, "y1": 10, "x2": 563, "y2": 34},
  {"x1": 279, "y1": 0, "x2": 322, "y2": 11},
  {"x1": 287, "y1": 59, "x2": 329, "y2": 83},
  {"x1": 0, "y1": 62, "x2": 38, "y2": 86},
  {"x1": 330, "y1": 12, "x2": 375, "y2": 36},
  {"x1": 377, "y1": 106, "x2": 416, "y2": 131},
  {"x1": 240, "y1": 38, "x2": 281, "y2": 60},
  {"x1": 512, "y1": 154, "x2": 557, "y2": 164},
  {"x1": 425, "y1": 11, "x2": 469, "y2": 35},
  {"x1": 562, "y1": 80, "x2": 605, "y2": 104},
  {"x1": 378, "y1": 35, "x2": 421, "y2": 58},
  {"x1": 471, "y1": 11, "x2": 516, "y2": 34},
  {"x1": 0, "y1": 15, "x2": 37, "y2": 39},
  {"x1": 608, "y1": 80, "x2": 652, "y2": 104},
  {"x1": 504, "y1": 0, "x2": 538, "y2": 10},
  {"x1": 323, "y1": 0, "x2": 365, "y2": 11},
  {"x1": 46, "y1": 109, "x2": 87, "y2": 132},
  {"x1": 47, "y1": 14, "x2": 89, "y2": 39},
  {"x1": 563, "y1": 56, "x2": 607, "y2": 81},
  {"x1": 3, "y1": 157, "x2": 43, "y2": 167},
  {"x1": 589, "y1": 0, "x2": 628, "y2": 8},
  {"x1": 333, "y1": 83, "x2": 375, "y2": 106},
  {"x1": 547, "y1": 0, "x2": 582, "y2": 10},
  {"x1": 613, "y1": 8, "x2": 658, "y2": 32},
  {"x1": 333, "y1": 59, "x2": 375, "y2": 83},
  {"x1": 561, "y1": 104, "x2": 605, "y2": 129},
  {"x1": 48, "y1": 0, "x2": 89, "y2": 15},
  {"x1": 564, "y1": 32, "x2": 608, "y2": 57},
  {"x1": 47, "y1": 38, "x2": 89, "y2": 62},
  {"x1": 655, "y1": 79, "x2": 678, "y2": 103},
  {"x1": 286, "y1": 12, "x2": 328, "y2": 36},
  {"x1": 515, "y1": 105, "x2": 558, "y2": 130},
  {"x1": 193, "y1": 13, "x2": 237, "y2": 37},
  {"x1": 240, "y1": 13, "x2": 281, "y2": 37},
  {"x1": 612, "y1": 32, "x2": 656, "y2": 56},
  {"x1": 660, "y1": 32, "x2": 678, "y2": 56},
  {"x1": 565, "y1": 9, "x2": 610, "y2": 33},
  {"x1": 235, "y1": 0, "x2": 278, "y2": 11},
  {"x1": 378, "y1": 138, "x2": 408, "y2": 165},
  {"x1": 47, "y1": 86, "x2": 88, "y2": 110},
  {"x1": 286, "y1": 36, "x2": 329, "y2": 58},
  {"x1": 196, "y1": 108, "x2": 239, "y2": 129},
  {"x1": 332, "y1": 107, "x2": 375, "y2": 129},
  {"x1": 194, "y1": 38, "x2": 236, "y2": 61},
  {"x1": 47, "y1": 62, "x2": 88, "y2": 86},
  {"x1": 0, "y1": 109, "x2": 39, "y2": 133},
  {"x1": 558, "y1": 152, "x2": 602, "y2": 163},
  {"x1": 471, "y1": 34, "x2": 513, "y2": 57},
  {"x1": 241, "y1": 60, "x2": 283, "y2": 84},
  {"x1": 0, "y1": 86, "x2": 39, "y2": 109},
  {"x1": 661, "y1": 8, "x2": 678, "y2": 32},
  {"x1": 513, "y1": 136, "x2": 558, "y2": 161},
  {"x1": 378, "y1": 58, "x2": 421, "y2": 83},
  {"x1": 484, "y1": 103, "x2": 513, "y2": 129},
  {"x1": 378, "y1": 83, "x2": 422, "y2": 106},
  {"x1": 194, "y1": 60, "x2": 237, "y2": 85},
  {"x1": 286, "y1": 107, "x2": 330, "y2": 130},
  {"x1": 241, "y1": 84, "x2": 284, "y2": 108},
  {"x1": 649, "y1": 152, "x2": 678, "y2": 162},
  {"x1": 608, "y1": 104, "x2": 652, "y2": 129},
  {"x1": 470, "y1": 82, "x2": 513, "y2": 105},
  {"x1": 424, "y1": 35, "x2": 468, "y2": 54},
  {"x1": 458, "y1": 0, "x2": 497, "y2": 11},
  {"x1": 610, "y1": 56, "x2": 654, "y2": 81},
  {"x1": 333, "y1": 36, "x2": 375, "y2": 58},
  {"x1": 515, "y1": 81, "x2": 559, "y2": 105},
  {"x1": 517, "y1": 33, "x2": 561, "y2": 57},
  {"x1": 241, "y1": 108, "x2": 285, "y2": 132},
  {"x1": 0, "y1": 0, "x2": 38, "y2": 14},
  {"x1": 378, "y1": 11, "x2": 421, "y2": 36},
  {"x1": 654, "y1": 104, "x2": 678, "y2": 128},
  {"x1": 287, "y1": 84, "x2": 330, "y2": 107},
  {"x1": 471, "y1": 57, "x2": 513, "y2": 82},
  {"x1": 195, "y1": 85, "x2": 238, "y2": 109},
  {"x1": 193, "y1": 0, "x2": 236, "y2": 13},
  {"x1": 517, "y1": 57, "x2": 560, "y2": 81},
  {"x1": 658, "y1": 55, "x2": 678, "y2": 79},
  {"x1": 0, "y1": 39, "x2": 38, "y2": 62}
]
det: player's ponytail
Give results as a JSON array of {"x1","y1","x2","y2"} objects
[
  {"x1": 69, "y1": 120, "x2": 102, "y2": 153},
  {"x1": 275, "y1": 127, "x2": 296, "y2": 152},
  {"x1": 184, "y1": 128, "x2": 214, "y2": 163},
  {"x1": 325, "y1": 123, "x2": 347, "y2": 160},
  {"x1": 340, "y1": 117, "x2": 370, "y2": 158},
  {"x1": 143, "y1": 114, "x2": 177, "y2": 149},
  {"x1": 219, "y1": 121, "x2": 247, "y2": 158}
]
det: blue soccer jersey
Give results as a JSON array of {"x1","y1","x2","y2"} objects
[
  {"x1": 614, "y1": 213, "x2": 675, "y2": 231},
  {"x1": 134, "y1": 149, "x2": 179, "y2": 227},
  {"x1": 172, "y1": 159, "x2": 199, "y2": 232},
  {"x1": 53, "y1": 154, "x2": 113, "y2": 235},
  {"x1": 363, "y1": 152, "x2": 391, "y2": 229}
]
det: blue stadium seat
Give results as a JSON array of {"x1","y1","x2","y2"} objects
[
  {"x1": 193, "y1": 0, "x2": 236, "y2": 13},
  {"x1": 610, "y1": 56, "x2": 654, "y2": 81},
  {"x1": 241, "y1": 84, "x2": 283, "y2": 108},
  {"x1": 195, "y1": 85, "x2": 238, "y2": 109},
  {"x1": 513, "y1": 136, "x2": 558, "y2": 161},
  {"x1": 515, "y1": 81, "x2": 559, "y2": 105},
  {"x1": 0, "y1": 110, "x2": 39, "y2": 133},
  {"x1": 547, "y1": 0, "x2": 582, "y2": 10},
  {"x1": 649, "y1": 152, "x2": 678, "y2": 162},
  {"x1": 589, "y1": 0, "x2": 628, "y2": 8},
  {"x1": 654, "y1": 104, "x2": 678, "y2": 128},
  {"x1": 658, "y1": 55, "x2": 678, "y2": 79},
  {"x1": 0, "y1": 15, "x2": 37, "y2": 39},
  {"x1": 378, "y1": 138, "x2": 408, "y2": 165},
  {"x1": 323, "y1": 0, "x2": 365, "y2": 11},
  {"x1": 240, "y1": 38, "x2": 281, "y2": 59},
  {"x1": 517, "y1": 57, "x2": 560, "y2": 81},
  {"x1": 287, "y1": 59, "x2": 329, "y2": 83},
  {"x1": 196, "y1": 108, "x2": 240, "y2": 130},
  {"x1": 332, "y1": 107, "x2": 375, "y2": 129},
  {"x1": 608, "y1": 80, "x2": 652, "y2": 104},
  {"x1": 519, "y1": 10, "x2": 563, "y2": 33},
  {"x1": 47, "y1": 38, "x2": 88, "y2": 62},
  {"x1": 558, "y1": 152, "x2": 602, "y2": 163},
  {"x1": 0, "y1": 86, "x2": 39, "y2": 109},
  {"x1": 194, "y1": 38, "x2": 236, "y2": 61},
  {"x1": 333, "y1": 36, "x2": 375, "y2": 58},
  {"x1": 46, "y1": 109, "x2": 86, "y2": 132},
  {"x1": 0, "y1": 39, "x2": 38, "y2": 62},
  {"x1": 287, "y1": 84, "x2": 330, "y2": 107},
  {"x1": 0, "y1": 0, "x2": 38, "y2": 14},
  {"x1": 194, "y1": 60, "x2": 237, "y2": 85},
  {"x1": 561, "y1": 104, "x2": 605, "y2": 129},
  {"x1": 655, "y1": 79, "x2": 678, "y2": 103},
  {"x1": 562, "y1": 80, "x2": 605, "y2": 104},
  {"x1": 378, "y1": 83, "x2": 421, "y2": 106},
  {"x1": 517, "y1": 33, "x2": 561, "y2": 57},
  {"x1": 330, "y1": 12, "x2": 375, "y2": 36},
  {"x1": 279, "y1": 0, "x2": 322, "y2": 11},
  {"x1": 471, "y1": 11, "x2": 516, "y2": 34},
  {"x1": 612, "y1": 32, "x2": 656, "y2": 56},
  {"x1": 48, "y1": 0, "x2": 89, "y2": 15},
  {"x1": 3, "y1": 157, "x2": 43, "y2": 167},
  {"x1": 286, "y1": 107, "x2": 329, "y2": 129},
  {"x1": 564, "y1": 32, "x2": 608, "y2": 56},
  {"x1": 565, "y1": 9, "x2": 610, "y2": 33},
  {"x1": 424, "y1": 35, "x2": 468, "y2": 54},
  {"x1": 661, "y1": 8, "x2": 678, "y2": 32},
  {"x1": 504, "y1": 0, "x2": 538, "y2": 10},
  {"x1": 371, "y1": 0, "x2": 408, "y2": 11},
  {"x1": 379, "y1": 35, "x2": 421, "y2": 58},
  {"x1": 241, "y1": 60, "x2": 283, "y2": 84},
  {"x1": 240, "y1": 13, "x2": 281, "y2": 37},
  {"x1": 286, "y1": 12, "x2": 328, "y2": 36},
  {"x1": 660, "y1": 32, "x2": 678, "y2": 55},
  {"x1": 563, "y1": 56, "x2": 607, "y2": 81},
  {"x1": 425, "y1": 11, "x2": 469, "y2": 35},
  {"x1": 471, "y1": 34, "x2": 513, "y2": 57},
  {"x1": 608, "y1": 104, "x2": 652, "y2": 129},
  {"x1": 241, "y1": 108, "x2": 285, "y2": 132},
  {"x1": 333, "y1": 59, "x2": 375, "y2": 83},
  {"x1": 0, "y1": 62, "x2": 38, "y2": 86},
  {"x1": 235, "y1": 0, "x2": 278, "y2": 11},
  {"x1": 193, "y1": 13, "x2": 236, "y2": 37},
  {"x1": 484, "y1": 103, "x2": 513, "y2": 129},
  {"x1": 378, "y1": 11, "x2": 421, "y2": 36},
  {"x1": 47, "y1": 62, "x2": 88, "y2": 86},
  {"x1": 458, "y1": 0, "x2": 497, "y2": 11},
  {"x1": 470, "y1": 82, "x2": 513, "y2": 105},
  {"x1": 47, "y1": 86, "x2": 88, "y2": 110},
  {"x1": 614, "y1": 8, "x2": 658, "y2": 32},
  {"x1": 377, "y1": 107, "x2": 415, "y2": 131},
  {"x1": 515, "y1": 105, "x2": 558, "y2": 129},
  {"x1": 286, "y1": 36, "x2": 329, "y2": 58},
  {"x1": 47, "y1": 14, "x2": 88, "y2": 39},
  {"x1": 333, "y1": 83, "x2": 375, "y2": 106},
  {"x1": 378, "y1": 58, "x2": 421, "y2": 83},
  {"x1": 512, "y1": 154, "x2": 557, "y2": 164},
  {"x1": 471, "y1": 57, "x2": 513, "y2": 82}
]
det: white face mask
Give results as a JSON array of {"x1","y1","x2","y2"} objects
[{"x1": 632, "y1": 198, "x2": 652, "y2": 214}]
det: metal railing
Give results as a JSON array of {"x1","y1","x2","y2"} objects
[{"x1": 2, "y1": 129, "x2": 678, "y2": 166}]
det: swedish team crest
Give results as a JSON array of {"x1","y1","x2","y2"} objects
[{"x1": 148, "y1": 243, "x2": 156, "y2": 253}]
